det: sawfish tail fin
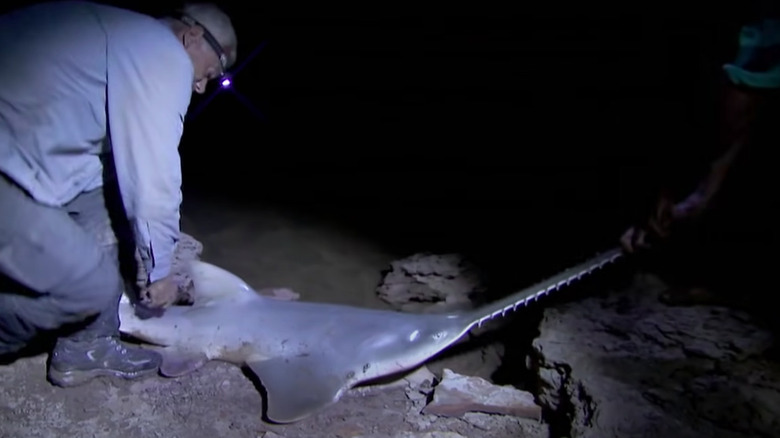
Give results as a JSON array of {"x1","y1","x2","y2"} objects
[{"x1": 463, "y1": 247, "x2": 624, "y2": 331}]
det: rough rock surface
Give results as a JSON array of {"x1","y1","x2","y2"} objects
[
  {"x1": 423, "y1": 368, "x2": 542, "y2": 419},
  {"x1": 376, "y1": 253, "x2": 486, "y2": 314},
  {"x1": 0, "y1": 354, "x2": 547, "y2": 438},
  {"x1": 531, "y1": 271, "x2": 780, "y2": 438}
]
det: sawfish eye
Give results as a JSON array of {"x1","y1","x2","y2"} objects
[{"x1": 432, "y1": 331, "x2": 446, "y2": 340}]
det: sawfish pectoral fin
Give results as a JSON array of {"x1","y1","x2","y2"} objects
[
  {"x1": 158, "y1": 348, "x2": 210, "y2": 377},
  {"x1": 246, "y1": 355, "x2": 350, "y2": 423}
]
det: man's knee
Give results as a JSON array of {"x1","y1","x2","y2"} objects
[
  {"x1": 0, "y1": 247, "x2": 122, "y2": 349},
  {"x1": 0, "y1": 175, "x2": 122, "y2": 297},
  {"x1": 53, "y1": 246, "x2": 124, "y2": 319},
  {"x1": 0, "y1": 178, "x2": 126, "y2": 349}
]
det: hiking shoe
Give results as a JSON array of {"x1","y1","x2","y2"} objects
[{"x1": 47, "y1": 336, "x2": 161, "y2": 387}]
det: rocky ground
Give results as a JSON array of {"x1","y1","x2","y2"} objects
[
  {"x1": 0, "y1": 353, "x2": 546, "y2": 438},
  {"x1": 2, "y1": 200, "x2": 779, "y2": 438},
  {"x1": 529, "y1": 268, "x2": 780, "y2": 438}
]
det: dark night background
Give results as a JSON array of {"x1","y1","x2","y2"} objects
[{"x1": 2, "y1": 0, "x2": 776, "y2": 289}]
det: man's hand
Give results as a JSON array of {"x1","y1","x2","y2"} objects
[
  {"x1": 620, "y1": 194, "x2": 677, "y2": 254},
  {"x1": 140, "y1": 276, "x2": 179, "y2": 308},
  {"x1": 620, "y1": 191, "x2": 708, "y2": 254}
]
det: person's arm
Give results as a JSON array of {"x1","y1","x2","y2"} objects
[
  {"x1": 620, "y1": 78, "x2": 762, "y2": 253},
  {"x1": 105, "y1": 32, "x2": 194, "y2": 286},
  {"x1": 672, "y1": 80, "x2": 762, "y2": 220},
  {"x1": 621, "y1": 18, "x2": 779, "y2": 253}
]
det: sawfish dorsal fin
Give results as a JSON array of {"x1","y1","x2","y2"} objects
[
  {"x1": 246, "y1": 355, "x2": 349, "y2": 423},
  {"x1": 187, "y1": 260, "x2": 259, "y2": 305}
]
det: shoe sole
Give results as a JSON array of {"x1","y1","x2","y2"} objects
[{"x1": 47, "y1": 366, "x2": 159, "y2": 388}]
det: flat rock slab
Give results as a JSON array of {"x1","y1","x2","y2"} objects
[{"x1": 423, "y1": 368, "x2": 542, "y2": 420}]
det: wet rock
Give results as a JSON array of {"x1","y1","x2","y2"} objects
[
  {"x1": 423, "y1": 368, "x2": 542, "y2": 419},
  {"x1": 531, "y1": 272, "x2": 780, "y2": 438}
]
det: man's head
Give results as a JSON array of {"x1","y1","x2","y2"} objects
[{"x1": 167, "y1": 3, "x2": 237, "y2": 94}]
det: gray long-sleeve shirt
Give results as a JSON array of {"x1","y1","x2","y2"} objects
[{"x1": 0, "y1": 1, "x2": 193, "y2": 283}]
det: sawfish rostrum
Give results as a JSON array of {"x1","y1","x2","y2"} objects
[{"x1": 118, "y1": 247, "x2": 622, "y2": 423}]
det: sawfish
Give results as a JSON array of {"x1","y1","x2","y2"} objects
[{"x1": 118, "y1": 247, "x2": 623, "y2": 423}]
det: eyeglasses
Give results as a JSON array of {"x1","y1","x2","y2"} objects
[{"x1": 178, "y1": 13, "x2": 228, "y2": 77}]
